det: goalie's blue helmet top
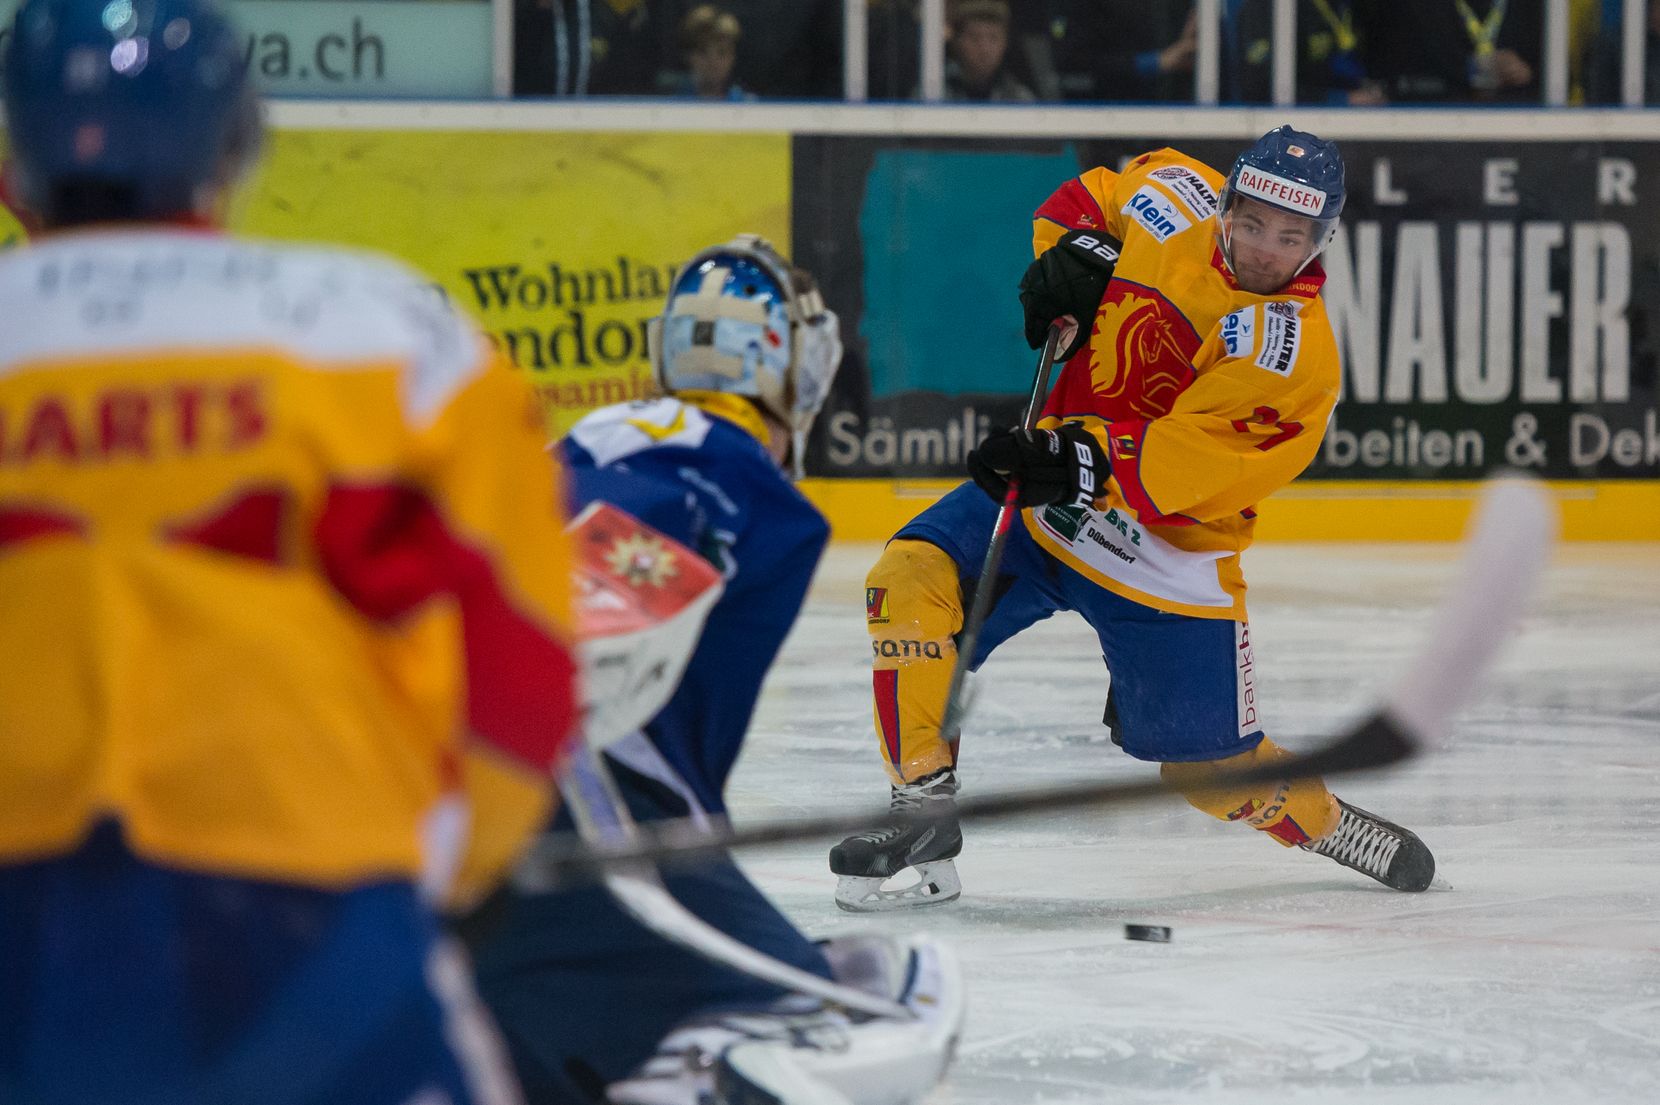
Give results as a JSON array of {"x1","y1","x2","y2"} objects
[
  {"x1": 1223, "y1": 125, "x2": 1346, "y2": 223},
  {"x1": 672, "y1": 253, "x2": 791, "y2": 317},
  {"x1": 3, "y1": 0, "x2": 260, "y2": 219}
]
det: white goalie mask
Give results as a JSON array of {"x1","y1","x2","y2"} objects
[{"x1": 647, "y1": 235, "x2": 844, "y2": 479}]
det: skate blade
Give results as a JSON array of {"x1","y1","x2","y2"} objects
[{"x1": 833, "y1": 861, "x2": 962, "y2": 913}]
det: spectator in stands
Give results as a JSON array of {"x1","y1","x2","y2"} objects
[
  {"x1": 515, "y1": 0, "x2": 663, "y2": 97},
  {"x1": 1575, "y1": 0, "x2": 1602, "y2": 102},
  {"x1": 1587, "y1": 0, "x2": 1660, "y2": 104},
  {"x1": 1358, "y1": 0, "x2": 1541, "y2": 103},
  {"x1": 1013, "y1": 1, "x2": 1196, "y2": 103},
  {"x1": 671, "y1": 4, "x2": 755, "y2": 99},
  {"x1": 658, "y1": 0, "x2": 843, "y2": 97},
  {"x1": 941, "y1": 0, "x2": 1037, "y2": 102},
  {"x1": 1226, "y1": 0, "x2": 1385, "y2": 104}
]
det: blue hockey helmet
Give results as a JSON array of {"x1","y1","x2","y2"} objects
[
  {"x1": 1217, "y1": 125, "x2": 1346, "y2": 277},
  {"x1": 3, "y1": 0, "x2": 261, "y2": 225},
  {"x1": 649, "y1": 235, "x2": 844, "y2": 478}
]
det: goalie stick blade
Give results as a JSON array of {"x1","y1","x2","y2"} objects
[
  {"x1": 1385, "y1": 475, "x2": 1557, "y2": 747},
  {"x1": 515, "y1": 476, "x2": 1554, "y2": 885},
  {"x1": 556, "y1": 740, "x2": 913, "y2": 1020}
]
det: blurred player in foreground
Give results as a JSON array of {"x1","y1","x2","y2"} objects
[
  {"x1": 468, "y1": 236, "x2": 963, "y2": 1105},
  {"x1": 0, "y1": 2, "x2": 578, "y2": 1102},
  {"x1": 833, "y1": 126, "x2": 1438, "y2": 911}
]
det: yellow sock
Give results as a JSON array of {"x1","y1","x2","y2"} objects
[
  {"x1": 1161, "y1": 738, "x2": 1340, "y2": 846},
  {"x1": 866, "y1": 539, "x2": 962, "y2": 785}
]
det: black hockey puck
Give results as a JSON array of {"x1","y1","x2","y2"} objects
[{"x1": 1124, "y1": 924, "x2": 1172, "y2": 943}]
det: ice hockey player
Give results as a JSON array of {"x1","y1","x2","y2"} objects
[
  {"x1": 831, "y1": 126, "x2": 1437, "y2": 912},
  {"x1": 468, "y1": 236, "x2": 963, "y2": 1105},
  {"x1": 0, "y1": 2, "x2": 578, "y2": 1103}
]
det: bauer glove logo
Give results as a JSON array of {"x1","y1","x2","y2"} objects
[
  {"x1": 1068, "y1": 234, "x2": 1121, "y2": 264},
  {"x1": 1071, "y1": 440, "x2": 1099, "y2": 508}
]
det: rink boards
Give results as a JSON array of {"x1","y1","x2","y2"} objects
[
  {"x1": 5, "y1": 100, "x2": 1658, "y2": 539},
  {"x1": 797, "y1": 477, "x2": 1659, "y2": 542}
]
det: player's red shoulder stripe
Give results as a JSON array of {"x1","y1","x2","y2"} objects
[
  {"x1": 874, "y1": 668, "x2": 902, "y2": 767},
  {"x1": 0, "y1": 504, "x2": 85, "y2": 550},
  {"x1": 1034, "y1": 177, "x2": 1108, "y2": 233},
  {"x1": 165, "y1": 486, "x2": 290, "y2": 565},
  {"x1": 1105, "y1": 420, "x2": 1193, "y2": 527},
  {"x1": 315, "y1": 483, "x2": 577, "y2": 770}
]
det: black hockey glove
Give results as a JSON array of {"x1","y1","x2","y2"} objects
[
  {"x1": 1017, "y1": 228, "x2": 1122, "y2": 360},
  {"x1": 967, "y1": 423, "x2": 1110, "y2": 509}
]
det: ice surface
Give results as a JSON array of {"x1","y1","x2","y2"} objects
[{"x1": 725, "y1": 540, "x2": 1660, "y2": 1104}]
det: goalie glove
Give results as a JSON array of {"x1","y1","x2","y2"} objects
[
  {"x1": 1017, "y1": 228, "x2": 1122, "y2": 359},
  {"x1": 967, "y1": 422, "x2": 1110, "y2": 509}
]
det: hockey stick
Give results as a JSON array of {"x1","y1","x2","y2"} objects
[
  {"x1": 516, "y1": 476, "x2": 1554, "y2": 886},
  {"x1": 557, "y1": 738, "x2": 913, "y2": 1019},
  {"x1": 939, "y1": 320, "x2": 1068, "y2": 742}
]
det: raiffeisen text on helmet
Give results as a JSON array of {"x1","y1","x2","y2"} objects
[{"x1": 1233, "y1": 167, "x2": 1328, "y2": 217}]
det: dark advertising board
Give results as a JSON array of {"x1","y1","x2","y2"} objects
[{"x1": 793, "y1": 134, "x2": 1659, "y2": 482}]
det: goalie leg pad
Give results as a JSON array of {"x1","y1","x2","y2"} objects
[
  {"x1": 865, "y1": 540, "x2": 964, "y2": 785},
  {"x1": 1161, "y1": 736, "x2": 1341, "y2": 847},
  {"x1": 608, "y1": 936, "x2": 963, "y2": 1105}
]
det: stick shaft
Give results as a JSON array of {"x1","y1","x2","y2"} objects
[
  {"x1": 939, "y1": 323, "x2": 1066, "y2": 742},
  {"x1": 523, "y1": 713, "x2": 1414, "y2": 884}
]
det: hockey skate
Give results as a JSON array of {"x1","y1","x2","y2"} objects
[
  {"x1": 829, "y1": 769, "x2": 962, "y2": 913},
  {"x1": 1302, "y1": 798, "x2": 1436, "y2": 892}
]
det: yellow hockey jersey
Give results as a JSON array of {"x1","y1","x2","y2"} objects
[
  {"x1": 1025, "y1": 148, "x2": 1341, "y2": 619},
  {"x1": 0, "y1": 229, "x2": 576, "y2": 905}
]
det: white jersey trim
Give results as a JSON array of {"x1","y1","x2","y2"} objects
[
  {"x1": 0, "y1": 231, "x2": 486, "y2": 425},
  {"x1": 1030, "y1": 503, "x2": 1233, "y2": 609},
  {"x1": 567, "y1": 397, "x2": 715, "y2": 467}
]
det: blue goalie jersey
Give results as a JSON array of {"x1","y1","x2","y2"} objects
[{"x1": 559, "y1": 395, "x2": 830, "y2": 814}]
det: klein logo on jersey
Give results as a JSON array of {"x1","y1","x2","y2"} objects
[
  {"x1": 1253, "y1": 311, "x2": 1301, "y2": 377},
  {"x1": 866, "y1": 586, "x2": 890, "y2": 624},
  {"x1": 1124, "y1": 186, "x2": 1191, "y2": 242},
  {"x1": 1233, "y1": 166, "x2": 1326, "y2": 216},
  {"x1": 1220, "y1": 307, "x2": 1256, "y2": 358},
  {"x1": 1148, "y1": 165, "x2": 1220, "y2": 219}
]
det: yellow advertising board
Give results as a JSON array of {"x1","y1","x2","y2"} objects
[{"x1": 230, "y1": 129, "x2": 791, "y2": 436}]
